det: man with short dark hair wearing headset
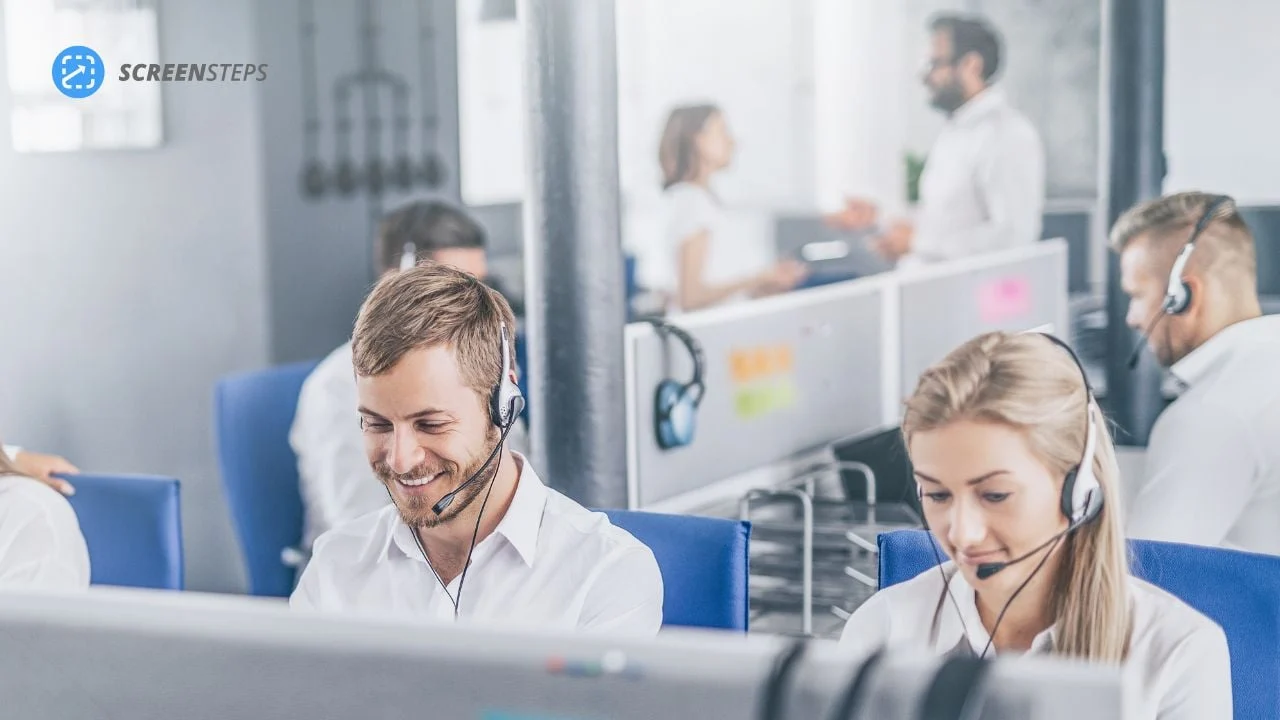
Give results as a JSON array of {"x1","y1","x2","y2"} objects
[
  {"x1": 839, "y1": 332, "x2": 1231, "y2": 718},
  {"x1": 1112, "y1": 192, "x2": 1280, "y2": 554}
]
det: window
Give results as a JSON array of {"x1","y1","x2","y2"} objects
[{"x1": 4, "y1": 0, "x2": 162, "y2": 152}]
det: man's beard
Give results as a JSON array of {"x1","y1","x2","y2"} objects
[
  {"x1": 929, "y1": 81, "x2": 967, "y2": 114},
  {"x1": 375, "y1": 430, "x2": 503, "y2": 530}
]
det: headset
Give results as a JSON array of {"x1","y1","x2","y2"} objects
[
  {"x1": 386, "y1": 317, "x2": 525, "y2": 620},
  {"x1": 642, "y1": 318, "x2": 706, "y2": 450},
  {"x1": 431, "y1": 320, "x2": 525, "y2": 516},
  {"x1": 399, "y1": 241, "x2": 418, "y2": 271},
  {"x1": 394, "y1": 202, "x2": 434, "y2": 272},
  {"x1": 1128, "y1": 194, "x2": 1235, "y2": 368},
  {"x1": 922, "y1": 331, "x2": 1102, "y2": 658}
]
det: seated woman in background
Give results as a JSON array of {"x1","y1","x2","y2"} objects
[
  {"x1": 0, "y1": 444, "x2": 89, "y2": 590},
  {"x1": 646, "y1": 104, "x2": 807, "y2": 313},
  {"x1": 839, "y1": 332, "x2": 1231, "y2": 719}
]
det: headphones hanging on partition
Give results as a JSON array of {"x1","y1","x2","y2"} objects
[
  {"x1": 1162, "y1": 194, "x2": 1233, "y2": 316},
  {"x1": 642, "y1": 318, "x2": 705, "y2": 450}
]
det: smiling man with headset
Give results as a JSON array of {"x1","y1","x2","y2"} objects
[
  {"x1": 290, "y1": 262, "x2": 663, "y2": 633},
  {"x1": 290, "y1": 200, "x2": 530, "y2": 556},
  {"x1": 1113, "y1": 191, "x2": 1280, "y2": 554}
]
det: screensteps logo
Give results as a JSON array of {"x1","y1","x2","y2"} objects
[
  {"x1": 119, "y1": 63, "x2": 268, "y2": 83},
  {"x1": 53, "y1": 45, "x2": 267, "y2": 99}
]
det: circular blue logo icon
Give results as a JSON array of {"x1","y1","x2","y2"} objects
[{"x1": 52, "y1": 45, "x2": 104, "y2": 99}]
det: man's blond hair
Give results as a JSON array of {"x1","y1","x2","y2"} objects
[
  {"x1": 352, "y1": 262, "x2": 516, "y2": 401},
  {"x1": 1109, "y1": 191, "x2": 1257, "y2": 286}
]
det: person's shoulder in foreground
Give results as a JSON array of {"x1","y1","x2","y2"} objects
[
  {"x1": 1126, "y1": 576, "x2": 1232, "y2": 718},
  {"x1": 0, "y1": 474, "x2": 90, "y2": 590}
]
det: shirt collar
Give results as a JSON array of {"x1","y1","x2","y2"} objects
[
  {"x1": 949, "y1": 86, "x2": 1007, "y2": 127},
  {"x1": 489, "y1": 452, "x2": 547, "y2": 567},
  {"x1": 381, "y1": 451, "x2": 547, "y2": 568},
  {"x1": 939, "y1": 566, "x2": 1056, "y2": 657},
  {"x1": 1170, "y1": 315, "x2": 1280, "y2": 389}
]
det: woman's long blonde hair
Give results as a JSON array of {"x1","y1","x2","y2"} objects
[{"x1": 902, "y1": 332, "x2": 1132, "y2": 663}]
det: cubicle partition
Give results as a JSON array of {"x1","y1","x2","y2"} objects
[
  {"x1": 897, "y1": 239, "x2": 1070, "y2": 400},
  {"x1": 625, "y1": 277, "x2": 894, "y2": 510},
  {"x1": 624, "y1": 241, "x2": 1071, "y2": 511}
]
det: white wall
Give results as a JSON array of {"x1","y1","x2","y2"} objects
[
  {"x1": 457, "y1": 0, "x2": 823, "y2": 210},
  {"x1": 1164, "y1": 0, "x2": 1280, "y2": 204},
  {"x1": 456, "y1": 0, "x2": 524, "y2": 206},
  {"x1": 811, "y1": 0, "x2": 908, "y2": 213},
  {"x1": 0, "y1": 0, "x2": 270, "y2": 592}
]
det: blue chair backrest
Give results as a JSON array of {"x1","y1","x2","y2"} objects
[
  {"x1": 65, "y1": 473, "x2": 183, "y2": 590},
  {"x1": 878, "y1": 529, "x2": 1280, "y2": 720},
  {"x1": 214, "y1": 360, "x2": 318, "y2": 597},
  {"x1": 602, "y1": 509, "x2": 750, "y2": 631}
]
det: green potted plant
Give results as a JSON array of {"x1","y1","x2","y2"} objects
[{"x1": 906, "y1": 151, "x2": 927, "y2": 206}]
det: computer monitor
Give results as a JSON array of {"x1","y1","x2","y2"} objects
[
  {"x1": 774, "y1": 214, "x2": 894, "y2": 281},
  {"x1": 0, "y1": 587, "x2": 1126, "y2": 719}
]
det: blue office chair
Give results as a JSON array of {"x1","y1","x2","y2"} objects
[
  {"x1": 64, "y1": 473, "x2": 183, "y2": 590},
  {"x1": 877, "y1": 529, "x2": 1280, "y2": 720},
  {"x1": 624, "y1": 253, "x2": 638, "y2": 319},
  {"x1": 214, "y1": 360, "x2": 318, "y2": 597},
  {"x1": 602, "y1": 509, "x2": 750, "y2": 631}
]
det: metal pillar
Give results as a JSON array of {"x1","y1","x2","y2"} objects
[
  {"x1": 521, "y1": 0, "x2": 628, "y2": 506},
  {"x1": 1104, "y1": 0, "x2": 1167, "y2": 445}
]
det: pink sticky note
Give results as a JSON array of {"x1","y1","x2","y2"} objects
[{"x1": 978, "y1": 276, "x2": 1031, "y2": 323}]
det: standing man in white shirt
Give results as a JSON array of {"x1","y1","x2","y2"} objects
[
  {"x1": 829, "y1": 14, "x2": 1045, "y2": 268},
  {"x1": 1112, "y1": 191, "x2": 1280, "y2": 554},
  {"x1": 291, "y1": 263, "x2": 663, "y2": 634},
  {"x1": 290, "y1": 201, "x2": 528, "y2": 553}
]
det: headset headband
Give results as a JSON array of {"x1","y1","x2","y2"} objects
[
  {"x1": 1164, "y1": 194, "x2": 1234, "y2": 313},
  {"x1": 643, "y1": 318, "x2": 705, "y2": 395},
  {"x1": 1025, "y1": 331, "x2": 1100, "y2": 525}
]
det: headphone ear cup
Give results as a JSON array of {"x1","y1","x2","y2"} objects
[
  {"x1": 1169, "y1": 282, "x2": 1193, "y2": 315},
  {"x1": 654, "y1": 380, "x2": 694, "y2": 449},
  {"x1": 490, "y1": 381, "x2": 524, "y2": 429},
  {"x1": 490, "y1": 386, "x2": 505, "y2": 428},
  {"x1": 1061, "y1": 467, "x2": 1080, "y2": 523}
]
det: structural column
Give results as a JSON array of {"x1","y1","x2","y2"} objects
[
  {"x1": 521, "y1": 0, "x2": 628, "y2": 506},
  {"x1": 1104, "y1": 0, "x2": 1167, "y2": 444}
]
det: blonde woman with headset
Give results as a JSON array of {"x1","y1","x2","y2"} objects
[{"x1": 839, "y1": 332, "x2": 1231, "y2": 719}]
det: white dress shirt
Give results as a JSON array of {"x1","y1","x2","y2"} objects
[
  {"x1": 0, "y1": 474, "x2": 91, "y2": 591},
  {"x1": 1128, "y1": 315, "x2": 1280, "y2": 554},
  {"x1": 840, "y1": 564, "x2": 1231, "y2": 719},
  {"x1": 905, "y1": 86, "x2": 1045, "y2": 268},
  {"x1": 290, "y1": 453, "x2": 664, "y2": 635},
  {"x1": 290, "y1": 341, "x2": 530, "y2": 550}
]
